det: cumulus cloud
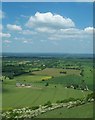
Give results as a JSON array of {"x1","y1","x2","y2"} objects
[
  {"x1": 21, "y1": 30, "x2": 36, "y2": 35},
  {"x1": 48, "y1": 27, "x2": 94, "y2": 41},
  {"x1": 36, "y1": 27, "x2": 56, "y2": 33},
  {"x1": 3, "y1": 12, "x2": 94, "y2": 44},
  {"x1": 84, "y1": 27, "x2": 94, "y2": 34},
  {"x1": 0, "y1": 32, "x2": 11, "y2": 38},
  {"x1": 26, "y1": 12, "x2": 75, "y2": 29},
  {"x1": 7, "y1": 24, "x2": 22, "y2": 31},
  {"x1": 24, "y1": 12, "x2": 94, "y2": 41}
]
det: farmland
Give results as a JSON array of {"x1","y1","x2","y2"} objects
[{"x1": 1, "y1": 54, "x2": 94, "y2": 118}]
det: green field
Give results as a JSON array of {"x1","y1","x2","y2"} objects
[
  {"x1": 2, "y1": 57, "x2": 94, "y2": 118},
  {"x1": 37, "y1": 103, "x2": 93, "y2": 118},
  {"x1": 2, "y1": 73, "x2": 92, "y2": 111}
]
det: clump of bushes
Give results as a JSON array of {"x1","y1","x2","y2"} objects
[
  {"x1": 86, "y1": 92, "x2": 95, "y2": 102},
  {"x1": 45, "y1": 82, "x2": 49, "y2": 87},
  {"x1": 44, "y1": 101, "x2": 52, "y2": 107},
  {"x1": 32, "y1": 106, "x2": 39, "y2": 110},
  {"x1": 56, "y1": 98, "x2": 82, "y2": 103}
]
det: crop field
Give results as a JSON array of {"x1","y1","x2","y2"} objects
[{"x1": 32, "y1": 68, "x2": 81, "y2": 77}]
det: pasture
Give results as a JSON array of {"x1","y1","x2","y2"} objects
[
  {"x1": 2, "y1": 73, "x2": 92, "y2": 111},
  {"x1": 37, "y1": 103, "x2": 93, "y2": 118}
]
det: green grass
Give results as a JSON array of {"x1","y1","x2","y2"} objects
[
  {"x1": 40, "y1": 75, "x2": 82, "y2": 85},
  {"x1": 83, "y1": 66, "x2": 93, "y2": 90},
  {"x1": 2, "y1": 80, "x2": 91, "y2": 111},
  {"x1": 2, "y1": 67, "x2": 93, "y2": 112},
  {"x1": 2, "y1": 74, "x2": 52, "y2": 86},
  {"x1": 37, "y1": 103, "x2": 93, "y2": 118},
  {"x1": 14, "y1": 74, "x2": 52, "y2": 82}
]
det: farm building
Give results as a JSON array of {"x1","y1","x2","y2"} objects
[{"x1": 16, "y1": 83, "x2": 32, "y2": 88}]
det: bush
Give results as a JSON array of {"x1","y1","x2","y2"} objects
[
  {"x1": 44, "y1": 101, "x2": 52, "y2": 107},
  {"x1": 59, "y1": 99, "x2": 70, "y2": 103},
  {"x1": 86, "y1": 93, "x2": 95, "y2": 101},
  {"x1": 68, "y1": 97, "x2": 77, "y2": 101},
  {"x1": 45, "y1": 82, "x2": 49, "y2": 86},
  {"x1": 56, "y1": 98, "x2": 80, "y2": 103},
  {"x1": 32, "y1": 106, "x2": 39, "y2": 110}
]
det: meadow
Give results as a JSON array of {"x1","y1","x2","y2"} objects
[
  {"x1": 3, "y1": 74, "x2": 91, "y2": 110},
  {"x1": 1, "y1": 55, "x2": 94, "y2": 118},
  {"x1": 37, "y1": 103, "x2": 93, "y2": 118}
]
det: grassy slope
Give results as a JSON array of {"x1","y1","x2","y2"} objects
[
  {"x1": 2, "y1": 80, "x2": 91, "y2": 111},
  {"x1": 2, "y1": 66, "x2": 93, "y2": 111},
  {"x1": 37, "y1": 103, "x2": 93, "y2": 118}
]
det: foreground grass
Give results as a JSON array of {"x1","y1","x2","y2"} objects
[
  {"x1": 37, "y1": 103, "x2": 93, "y2": 118},
  {"x1": 2, "y1": 71, "x2": 92, "y2": 111},
  {"x1": 2, "y1": 83, "x2": 91, "y2": 111}
]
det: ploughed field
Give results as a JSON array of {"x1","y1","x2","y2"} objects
[{"x1": 1, "y1": 57, "x2": 94, "y2": 118}]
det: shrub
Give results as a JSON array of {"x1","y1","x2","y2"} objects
[
  {"x1": 45, "y1": 82, "x2": 49, "y2": 86},
  {"x1": 44, "y1": 101, "x2": 52, "y2": 107},
  {"x1": 32, "y1": 106, "x2": 39, "y2": 110},
  {"x1": 86, "y1": 93, "x2": 95, "y2": 101}
]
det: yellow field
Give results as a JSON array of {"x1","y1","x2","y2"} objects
[{"x1": 32, "y1": 68, "x2": 81, "y2": 77}]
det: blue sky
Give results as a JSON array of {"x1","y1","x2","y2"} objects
[{"x1": 1, "y1": 2, "x2": 93, "y2": 53}]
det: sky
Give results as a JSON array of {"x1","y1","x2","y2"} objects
[{"x1": 1, "y1": 2, "x2": 93, "y2": 53}]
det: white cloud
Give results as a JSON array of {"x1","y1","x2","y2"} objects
[
  {"x1": 14, "y1": 37, "x2": 26, "y2": 40},
  {"x1": 23, "y1": 40, "x2": 28, "y2": 43},
  {"x1": 0, "y1": 32, "x2": 11, "y2": 38},
  {"x1": 13, "y1": 37, "x2": 32, "y2": 44},
  {"x1": 25, "y1": 12, "x2": 94, "y2": 42},
  {"x1": 14, "y1": 37, "x2": 26, "y2": 41},
  {"x1": 2, "y1": 12, "x2": 93, "y2": 45},
  {"x1": 26, "y1": 12, "x2": 75, "y2": 29},
  {"x1": 48, "y1": 27, "x2": 94, "y2": 41},
  {"x1": 7, "y1": 24, "x2": 22, "y2": 31},
  {"x1": 3, "y1": 40, "x2": 11, "y2": 43},
  {"x1": 36, "y1": 27, "x2": 56, "y2": 33},
  {"x1": 21, "y1": 30, "x2": 36, "y2": 35},
  {"x1": 22, "y1": 39, "x2": 33, "y2": 44},
  {"x1": 84, "y1": 27, "x2": 94, "y2": 34}
]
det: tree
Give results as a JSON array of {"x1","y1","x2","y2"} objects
[
  {"x1": 45, "y1": 82, "x2": 49, "y2": 86},
  {"x1": 44, "y1": 101, "x2": 52, "y2": 107}
]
